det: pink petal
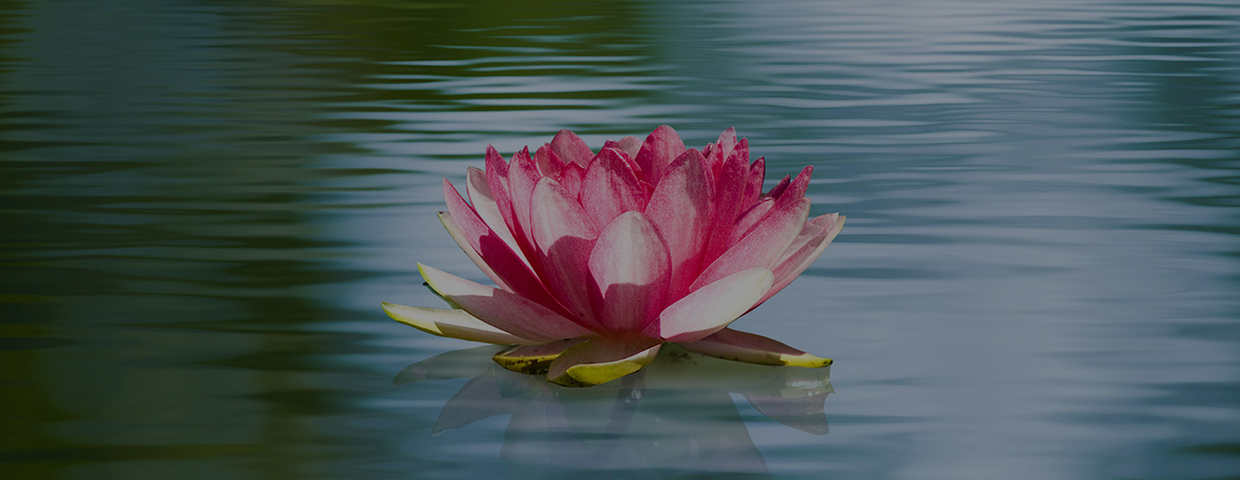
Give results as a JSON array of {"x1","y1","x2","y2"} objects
[
  {"x1": 382, "y1": 302, "x2": 536, "y2": 345},
  {"x1": 701, "y1": 138, "x2": 751, "y2": 266},
  {"x1": 648, "y1": 267, "x2": 774, "y2": 343},
  {"x1": 441, "y1": 182, "x2": 564, "y2": 311},
  {"x1": 546, "y1": 337, "x2": 662, "y2": 387},
  {"x1": 634, "y1": 125, "x2": 686, "y2": 183},
  {"x1": 437, "y1": 211, "x2": 511, "y2": 291},
  {"x1": 729, "y1": 197, "x2": 775, "y2": 246},
  {"x1": 766, "y1": 174, "x2": 791, "y2": 199},
  {"x1": 753, "y1": 213, "x2": 845, "y2": 308},
  {"x1": 530, "y1": 178, "x2": 600, "y2": 324},
  {"x1": 578, "y1": 148, "x2": 649, "y2": 229},
  {"x1": 559, "y1": 161, "x2": 586, "y2": 200},
  {"x1": 551, "y1": 129, "x2": 594, "y2": 166},
  {"x1": 643, "y1": 149, "x2": 714, "y2": 297},
  {"x1": 692, "y1": 197, "x2": 810, "y2": 291},
  {"x1": 616, "y1": 135, "x2": 642, "y2": 158},
  {"x1": 507, "y1": 149, "x2": 543, "y2": 252},
  {"x1": 485, "y1": 146, "x2": 519, "y2": 241},
  {"x1": 743, "y1": 156, "x2": 766, "y2": 206},
  {"x1": 466, "y1": 167, "x2": 528, "y2": 268},
  {"x1": 678, "y1": 328, "x2": 832, "y2": 367},
  {"x1": 782, "y1": 165, "x2": 813, "y2": 202},
  {"x1": 587, "y1": 211, "x2": 671, "y2": 332},
  {"x1": 534, "y1": 144, "x2": 566, "y2": 180},
  {"x1": 705, "y1": 127, "x2": 737, "y2": 175},
  {"x1": 419, "y1": 263, "x2": 594, "y2": 342}
]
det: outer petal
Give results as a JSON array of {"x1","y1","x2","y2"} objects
[
  {"x1": 559, "y1": 161, "x2": 586, "y2": 200},
  {"x1": 534, "y1": 144, "x2": 566, "y2": 180},
  {"x1": 644, "y1": 149, "x2": 713, "y2": 297},
  {"x1": 616, "y1": 135, "x2": 642, "y2": 159},
  {"x1": 579, "y1": 148, "x2": 649, "y2": 229},
  {"x1": 702, "y1": 138, "x2": 750, "y2": 266},
  {"x1": 649, "y1": 267, "x2": 774, "y2": 343},
  {"x1": 442, "y1": 181, "x2": 563, "y2": 311},
  {"x1": 485, "y1": 146, "x2": 520, "y2": 243},
  {"x1": 705, "y1": 127, "x2": 737, "y2": 175},
  {"x1": 546, "y1": 337, "x2": 662, "y2": 387},
  {"x1": 766, "y1": 174, "x2": 791, "y2": 199},
  {"x1": 587, "y1": 211, "x2": 671, "y2": 332},
  {"x1": 692, "y1": 197, "x2": 810, "y2": 291},
  {"x1": 634, "y1": 125, "x2": 686, "y2": 183},
  {"x1": 466, "y1": 166, "x2": 528, "y2": 268},
  {"x1": 507, "y1": 149, "x2": 543, "y2": 251},
  {"x1": 743, "y1": 156, "x2": 766, "y2": 206},
  {"x1": 492, "y1": 338, "x2": 586, "y2": 375},
  {"x1": 754, "y1": 214, "x2": 845, "y2": 307},
  {"x1": 678, "y1": 328, "x2": 832, "y2": 368},
  {"x1": 551, "y1": 129, "x2": 594, "y2": 166},
  {"x1": 382, "y1": 302, "x2": 536, "y2": 345},
  {"x1": 437, "y1": 211, "x2": 510, "y2": 292},
  {"x1": 530, "y1": 178, "x2": 600, "y2": 323},
  {"x1": 729, "y1": 197, "x2": 774, "y2": 245},
  {"x1": 419, "y1": 263, "x2": 594, "y2": 342}
]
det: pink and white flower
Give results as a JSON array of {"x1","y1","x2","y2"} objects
[{"x1": 384, "y1": 126, "x2": 844, "y2": 386}]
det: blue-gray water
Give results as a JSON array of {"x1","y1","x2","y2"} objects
[{"x1": 2, "y1": 0, "x2": 1239, "y2": 479}]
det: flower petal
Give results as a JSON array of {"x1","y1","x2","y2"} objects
[
  {"x1": 678, "y1": 328, "x2": 832, "y2": 367},
  {"x1": 442, "y1": 181, "x2": 563, "y2": 311},
  {"x1": 649, "y1": 267, "x2": 774, "y2": 343},
  {"x1": 485, "y1": 145, "x2": 521, "y2": 241},
  {"x1": 692, "y1": 197, "x2": 810, "y2": 291},
  {"x1": 644, "y1": 149, "x2": 713, "y2": 297},
  {"x1": 766, "y1": 174, "x2": 791, "y2": 199},
  {"x1": 507, "y1": 149, "x2": 543, "y2": 251},
  {"x1": 492, "y1": 338, "x2": 586, "y2": 375},
  {"x1": 702, "y1": 138, "x2": 751, "y2": 266},
  {"x1": 729, "y1": 197, "x2": 774, "y2": 246},
  {"x1": 546, "y1": 337, "x2": 662, "y2": 387},
  {"x1": 616, "y1": 135, "x2": 642, "y2": 159},
  {"x1": 579, "y1": 148, "x2": 649, "y2": 229},
  {"x1": 534, "y1": 144, "x2": 566, "y2": 179},
  {"x1": 530, "y1": 178, "x2": 600, "y2": 323},
  {"x1": 419, "y1": 263, "x2": 594, "y2": 342},
  {"x1": 551, "y1": 129, "x2": 594, "y2": 166},
  {"x1": 588, "y1": 211, "x2": 671, "y2": 332},
  {"x1": 754, "y1": 213, "x2": 845, "y2": 308},
  {"x1": 466, "y1": 166, "x2": 528, "y2": 268},
  {"x1": 381, "y1": 302, "x2": 536, "y2": 345},
  {"x1": 743, "y1": 156, "x2": 766, "y2": 206},
  {"x1": 437, "y1": 211, "x2": 510, "y2": 292},
  {"x1": 634, "y1": 124, "x2": 686, "y2": 183},
  {"x1": 559, "y1": 161, "x2": 586, "y2": 200}
]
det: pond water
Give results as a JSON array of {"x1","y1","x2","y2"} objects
[{"x1": 2, "y1": 0, "x2": 1239, "y2": 479}]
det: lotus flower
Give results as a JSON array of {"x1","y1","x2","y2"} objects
[{"x1": 383, "y1": 126, "x2": 844, "y2": 387}]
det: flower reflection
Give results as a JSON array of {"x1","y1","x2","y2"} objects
[{"x1": 396, "y1": 345, "x2": 832, "y2": 477}]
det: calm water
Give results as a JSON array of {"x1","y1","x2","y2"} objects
[{"x1": 3, "y1": 0, "x2": 1239, "y2": 479}]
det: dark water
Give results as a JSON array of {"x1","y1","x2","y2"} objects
[{"x1": 3, "y1": 0, "x2": 1239, "y2": 478}]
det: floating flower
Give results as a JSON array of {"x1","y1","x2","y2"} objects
[{"x1": 384, "y1": 126, "x2": 844, "y2": 386}]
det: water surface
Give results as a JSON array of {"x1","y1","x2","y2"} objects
[{"x1": 2, "y1": 1, "x2": 1239, "y2": 479}]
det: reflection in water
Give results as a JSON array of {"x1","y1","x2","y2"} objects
[{"x1": 396, "y1": 346, "x2": 832, "y2": 478}]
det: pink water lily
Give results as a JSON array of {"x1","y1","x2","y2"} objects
[{"x1": 384, "y1": 126, "x2": 844, "y2": 386}]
